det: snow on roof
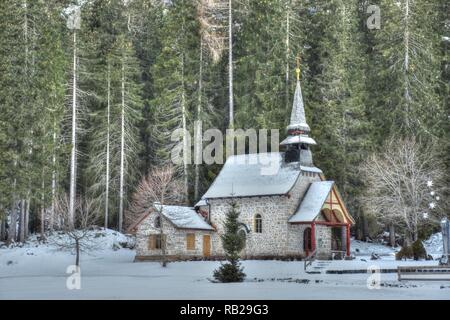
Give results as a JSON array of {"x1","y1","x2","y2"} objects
[
  {"x1": 194, "y1": 199, "x2": 208, "y2": 207},
  {"x1": 288, "y1": 181, "x2": 334, "y2": 223},
  {"x1": 300, "y1": 165, "x2": 322, "y2": 173},
  {"x1": 280, "y1": 135, "x2": 317, "y2": 146},
  {"x1": 202, "y1": 152, "x2": 302, "y2": 199},
  {"x1": 155, "y1": 205, "x2": 214, "y2": 230}
]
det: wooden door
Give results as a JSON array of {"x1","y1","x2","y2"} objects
[
  {"x1": 303, "y1": 227, "x2": 312, "y2": 255},
  {"x1": 203, "y1": 235, "x2": 211, "y2": 257}
]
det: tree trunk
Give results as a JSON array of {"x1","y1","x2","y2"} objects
[
  {"x1": 104, "y1": 63, "x2": 111, "y2": 229},
  {"x1": 363, "y1": 214, "x2": 369, "y2": 241},
  {"x1": 69, "y1": 30, "x2": 78, "y2": 228},
  {"x1": 40, "y1": 207, "x2": 46, "y2": 240},
  {"x1": 24, "y1": 199, "x2": 30, "y2": 238},
  {"x1": 50, "y1": 123, "x2": 57, "y2": 231},
  {"x1": 160, "y1": 211, "x2": 167, "y2": 268},
  {"x1": 8, "y1": 201, "x2": 17, "y2": 243},
  {"x1": 194, "y1": 40, "x2": 204, "y2": 201},
  {"x1": 0, "y1": 218, "x2": 6, "y2": 241},
  {"x1": 403, "y1": 0, "x2": 411, "y2": 128},
  {"x1": 19, "y1": 199, "x2": 25, "y2": 243},
  {"x1": 118, "y1": 56, "x2": 126, "y2": 232},
  {"x1": 285, "y1": 2, "x2": 290, "y2": 112},
  {"x1": 228, "y1": 0, "x2": 234, "y2": 129},
  {"x1": 75, "y1": 239, "x2": 80, "y2": 267},
  {"x1": 389, "y1": 223, "x2": 396, "y2": 247},
  {"x1": 181, "y1": 53, "x2": 189, "y2": 201}
]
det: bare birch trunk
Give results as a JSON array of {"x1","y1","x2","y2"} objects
[
  {"x1": 194, "y1": 41, "x2": 204, "y2": 201},
  {"x1": 40, "y1": 171, "x2": 45, "y2": 238},
  {"x1": 403, "y1": 0, "x2": 411, "y2": 128},
  {"x1": 105, "y1": 63, "x2": 111, "y2": 229},
  {"x1": 285, "y1": 3, "x2": 290, "y2": 112},
  {"x1": 69, "y1": 30, "x2": 78, "y2": 228},
  {"x1": 118, "y1": 57, "x2": 126, "y2": 232},
  {"x1": 228, "y1": 0, "x2": 234, "y2": 129},
  {"x1": 181, "y1": 53, "x2": 189, "y2": 201},
  {"x1": 50, "y1": 126, "x2": 57, "y2": 230}
]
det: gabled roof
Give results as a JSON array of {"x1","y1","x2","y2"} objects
[
  {"x1": 155, "y1": 205, "x2": 214, "y2": 231},
  {"x1": 194, "y1": 199, "x2": 208, "y2": 207},
  {"x1": 126, "y1": 205, "x2": 214, "y2": 234},
  {"x1": 288, "y1": 181, "x2": 334, "y2": 223},
  {"x1": 202, "y1": 152, "x2": 302, "y2": 199}
]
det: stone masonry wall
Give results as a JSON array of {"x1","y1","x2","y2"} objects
[{"x1": 209, "y1": 173, "x2": 321, "y2": 257}]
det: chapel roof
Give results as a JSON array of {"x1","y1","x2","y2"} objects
[
  {"x1": 288, "y1": 181, "x2": 334, "y2": 223},
  {"x1": 201, "y1": 152, "x2": 321, "y2": 199}
]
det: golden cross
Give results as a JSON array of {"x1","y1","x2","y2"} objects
[{"x1": 295, "y1": 54, "x2": 301, "y2": 81}]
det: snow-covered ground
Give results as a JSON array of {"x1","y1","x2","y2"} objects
[{"x1": 0, "y1": 230, "x2": 449, "y2": 300}]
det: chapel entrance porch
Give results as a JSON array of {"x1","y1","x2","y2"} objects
[{"x1": 302, "y1": 222, "x2": 351, "y2": 259}]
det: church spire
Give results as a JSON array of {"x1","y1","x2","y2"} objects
[
  {"x1": 287, "y1": 54, "x2": 310, "y2": 134},
  {"x1": 281, "y1": 54, "x2": 316, "y2": 166}
]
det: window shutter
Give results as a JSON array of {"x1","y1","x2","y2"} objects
[
  {"x1": 162, "y1": 234, "x2": 167, "y2": 249},
  {"x1": 148, "y1": 235, "x2": 156, "y2": 250},
  {"x1": 186, "y1": 234, "x2": 195, "y2": 250}
]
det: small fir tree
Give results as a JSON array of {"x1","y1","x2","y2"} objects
[{"x1": 213, "y1": 200, "x2": 246, "y2": 283}]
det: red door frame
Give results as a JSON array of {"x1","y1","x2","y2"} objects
[
  {"x1": 346, "y1": 223, "x2": 350, "y2": 257},
  {"x1": 311, "y1": 222, "x2": 316, "y2": 253}
]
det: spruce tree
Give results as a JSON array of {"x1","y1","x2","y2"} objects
[
  {"x1": 213, "y1": 200, "x2": 246, "y2": 283},
  {"x1": 150, "y1": 0, "x2": 199, "y2": 202},
  {"x1": 84, "y1": 0, "x2": 143, "y2": 230}
]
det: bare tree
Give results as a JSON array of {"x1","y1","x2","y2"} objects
[
  {"x1": 361, "y1": 137, "x2": 447, "y2": 244},
  {"x1": 127, "y1": 165, "x2": 184, "y2": 267},
  {"x1": 66, "y1": 5, "x2": 82, "y2": 227},
  {"x1": 53, "y1": 194, "x2": 99, "y2": 267}
]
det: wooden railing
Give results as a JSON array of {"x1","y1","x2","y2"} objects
[
  {"x1": 304, "y1": 250, "x2": 317, "y2": 271},
  {"x1": 398, "y1": 266, "x2": 450, "y2": 281}
]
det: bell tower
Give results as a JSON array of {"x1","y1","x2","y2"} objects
[{"x1": 281, "y1": 55, "x2": 317, "y2": 166}]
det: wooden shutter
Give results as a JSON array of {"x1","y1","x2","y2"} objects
[
  {"x1": 186, "y1": 233, "x2": 195, "y2": 250},
  {"x1": 148, "y1": 235, "x2": 156, "y2": 250},
  {"x1": 162, "y1": 234, "x2": 167, "y2": 249}
]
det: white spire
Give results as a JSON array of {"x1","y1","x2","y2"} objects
[{"x1": 287, "y1": 80, "x2": 310, "y2": 132}]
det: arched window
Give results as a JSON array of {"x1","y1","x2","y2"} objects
[
  {"x1": 154, "y1": 216, "x2": 161, "y2": 228},
  {"x1": 254, "y1": 214, "x2": 262, "y2": 233},
  {"x1": 303, "y1": 227, "x2": 312, "y2": 252}
]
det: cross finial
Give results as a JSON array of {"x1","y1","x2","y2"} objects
[{"x1": 295, "y1": 53, "x2": 301, "y2": 81}]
